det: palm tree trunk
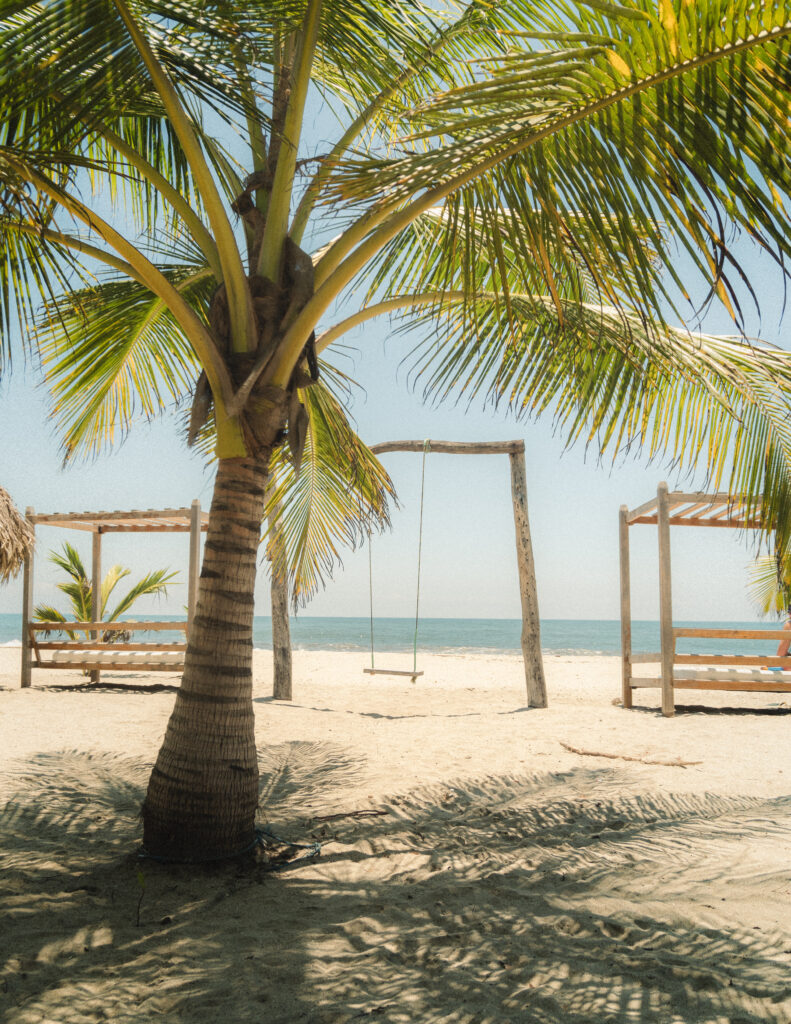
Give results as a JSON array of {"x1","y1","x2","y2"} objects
[{"x1": 142, "y1": 456, "x2": 267, "y2": 861}]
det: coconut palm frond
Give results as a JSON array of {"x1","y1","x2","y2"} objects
[
  {"x1": 323, "y1": 1, "x2": 791, "y2": 334},
  {"x1": 0, "y1": 175, "x2": 87, "y2": 366},
  {"x1": 30, "y1": 603, "x2": 77, "y2": 641},
  {"x1": 264, "y1": 380, "x2": 396, "y2": 604},
  {"x1": 36, "y1": 266, "x2": 210, "y2": 460},
  {"x1": 392, "y1": 284, "x2": 791, "y2": 537}
]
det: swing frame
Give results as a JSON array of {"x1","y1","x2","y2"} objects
[{"x1": 365, "y1": 439, "x2": 547, "y2": 707}]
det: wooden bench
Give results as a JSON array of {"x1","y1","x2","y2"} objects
[
  {"x1": 626, "y1": 628, "x2": 791, "y2": 709},
  {"x1": 28, "y1": 620, "x2": 187, "y2": 677}
]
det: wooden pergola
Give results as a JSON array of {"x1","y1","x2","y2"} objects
[
  {"x1": 20, "y1": 502, "x2": 207, "y2": 686},
  {"x1": 619, "y1": 482, "x2": 791, "y2": 716}
]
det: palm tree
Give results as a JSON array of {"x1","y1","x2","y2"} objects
[
  {"x1": 33, "y1": 542, "x2": 177, "y2": 642},
  {"x1": 2, "y1": 0, "x2": 791, "y2": 859}
]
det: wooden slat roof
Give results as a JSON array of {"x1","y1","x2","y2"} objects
[
  {"x1": 28, "y1": 507, "x2": 209, "y2": 533},
  {"x1": 626, "y1": 492, "x2": 763, "y2": 529}
]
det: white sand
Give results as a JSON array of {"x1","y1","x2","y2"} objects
[{"x1": 1, "y1": 648, "x2": 790, "y2": 1023}]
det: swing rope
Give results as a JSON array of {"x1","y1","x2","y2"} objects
[
  {"x1": 368, "y1": 439, "x2": 430, "y2": 675},
  {"x1": 412, "y1": 439, "x2": 430, "y2": 673},
  {"x1": 368, "y1": 524, "x2": 375, "y2": 669}
]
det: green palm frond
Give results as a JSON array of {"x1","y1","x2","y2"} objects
[
  {"x1": 105, "y1": 568, "x2": 178, "y2": 622},
  {"x1": 49, "y1": 541, "x2": 88, "y2": 584},
  {"x1": 36, "y1": 264, "x2": 210, "y2": 460},
  {"x1": 392, "y1": 286, "x2": 791, "y2": 538},
  {"x1": 264, "y1": 379, "x2": 396, "y2": 604},
  {"x1": 0, "y1": 0, "x2": 259, "y2": 159},
  {"x1": 0, "y1": 156, "x2": 88, "y2": 367},
  {"x1": 30, "y1": 603, "x2": 76, "y2": 641},
  {"x1": 321, "y1": 1, "x2": 791, "y2": 333},
  {"x1": 99, "y1": 565, "x2": 131, "y2": 618},
  {"x1": 57, "y1": 580, "x2": 94, "y2": 619},
  {"x1": 0, "y1": 0, "x2": 257, "y2": 270},
  {"x1": 747, "y1": 552, "x2": 790, "y2": 619}
]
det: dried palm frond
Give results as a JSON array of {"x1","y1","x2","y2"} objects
[{"x1": 0, "y1": 486, "x2": 33, "y2": 583}]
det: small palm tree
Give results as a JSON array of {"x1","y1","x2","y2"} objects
[{"x1": 34, "y1": 542, "x2": 177, "y2": 641}]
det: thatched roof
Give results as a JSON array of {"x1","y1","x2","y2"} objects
[{"x1": 0, "y1": 487, "x2": 34, "y2": 583}]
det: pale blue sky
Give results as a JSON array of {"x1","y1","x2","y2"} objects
[{"x1": 1, "y1": 90, "x2": 789, "y2": 622}]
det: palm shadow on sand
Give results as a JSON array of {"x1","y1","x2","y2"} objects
[{"x1": 1, "y1": 745, "x2": 790, "y2": 1023}]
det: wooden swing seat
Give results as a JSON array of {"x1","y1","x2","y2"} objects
[{"x1": 364, "y1": 668, "x2": 424, "y2": 680}]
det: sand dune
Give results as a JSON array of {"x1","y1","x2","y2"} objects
[{"x1": 1, "y1": 649, "x2": 790, "y2": 1023}]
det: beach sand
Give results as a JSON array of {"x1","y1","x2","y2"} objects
[{"x1": 1, "y1": 648, "x2": 790, "y2": 1023}]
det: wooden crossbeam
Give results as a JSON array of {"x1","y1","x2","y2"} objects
[
  {"x1": 674, "y1": 654, "x2": 791, "y2": 667},
  {"x1": 35, "y1": 642, "x2": 187, "y2": 652},
  {"x1": 628, "y1": 515, "x2": 762, "y2": 528},
  {"x1": 369, "y1": 440, "x2": 524, "y2": 456},
  {"x1": 38, "y1": 660, "x2": 183, "y2": 672},
  {"x1": 673, "y1": 628, "x2": 791, "y2": 640},
  {"x1": 631, "y1": 675, "x2": 791, "y2": 691},
  {"x1": 30, "y1": 620, "x2": 188, "y2": 632}
]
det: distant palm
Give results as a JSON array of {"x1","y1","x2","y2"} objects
[
  {"x1": 2, "y1": 0, "x2": 791, "y2": 859},
  {"x1": 34, "y1": 543, "x2": 177, "y2": 642}
]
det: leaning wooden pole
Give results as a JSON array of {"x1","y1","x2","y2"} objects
[
  {"x1": 266, "y1": 487, "x2": 292, "y2": 701},
  {"x1": 619, "y1": 505, "x2": 633, "y2": 709},
  {"x1": 656, "y1": 481, "x2": 675, "y2": 717},
  {"x1": 509, "y1": 445, "x2": 548, "y2": 708},
  {"x1": 20, "y1": 507, "x2": 34, "y2": 689}
]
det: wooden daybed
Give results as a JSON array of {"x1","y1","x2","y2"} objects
[
  {"x1": 619, "y1": 483, "x2": 791, "y2": 716},
  {"x1": 20, "y1": 503, "x2": 207, "y2": 686}
]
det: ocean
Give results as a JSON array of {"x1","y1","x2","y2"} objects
[{"x1": 1, "y1": 614, "x2": 787, "y2": 657}]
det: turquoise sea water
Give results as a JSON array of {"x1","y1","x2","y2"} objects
[{"x1": 1, "y1": 613, "x2": 786, "y2": 657}]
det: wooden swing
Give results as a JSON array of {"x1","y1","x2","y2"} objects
[
  {"x1": 361, "y1": 438, "x2": 548, "y2": 709},
  {"x1": 363, "y1": 441, "x2": 429, "y2": 683}
]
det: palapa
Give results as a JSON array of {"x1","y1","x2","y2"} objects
[{"x1": 0, "y1": 487, "x2": 33, "y2": 583}]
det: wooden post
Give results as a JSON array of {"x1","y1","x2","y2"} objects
[
  {"x1": 187, "y1": 499, "x2": 201, "y2": 634},
  {"x1": 20, "y1": 507, "x2": 35, "y2": 689},
  {"x1": 509, "y1": 446, "x2": 547, "y2": 708},
  {"x1": 90, "y1": 529, "x2": 102, "y2": 683},
  {"x1": 657, "y1": 481, "x2": 675, "y2": 717},
  {"x1": 267, "y1": 488, "x2": 292, "y2": 701},
  {"x1": 619, "y1": 505, "x2": 633, "y2": 709}
]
